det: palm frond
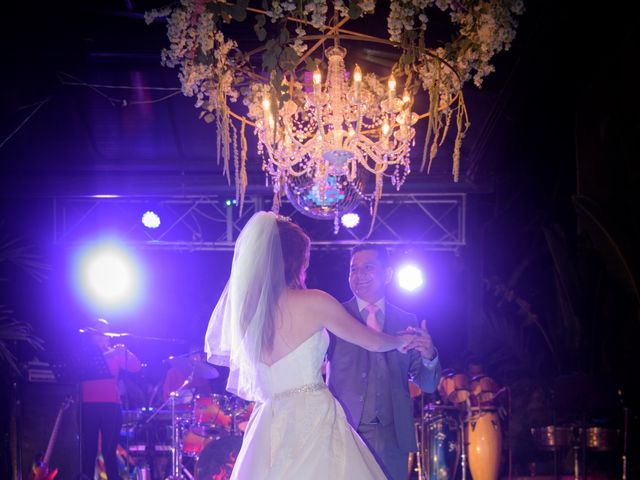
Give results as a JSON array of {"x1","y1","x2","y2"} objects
[
  {"x1": 0, "y1": 307, "x2": 44, "y2": 375},
  {"x1": 573, "y1": 195, "x2": 640, "y2": 307},
  {"x1": 0, "y1": 235, "x2": 50, "y2": 282}
]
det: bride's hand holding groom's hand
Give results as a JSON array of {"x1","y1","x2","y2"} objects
[{"x1": 395, "y1": 332, "x2": 418, "y2": 354}]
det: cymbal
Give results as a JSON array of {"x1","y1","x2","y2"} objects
[
  {"x1": 191, "y1": 361, "x2": 220, "y2": 380},
  {"x1": 166, "y1": 354, "x2": 220, "y2": 380}
]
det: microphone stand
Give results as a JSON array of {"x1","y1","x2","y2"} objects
[
  {"x1": 146, "y1": 375, "x2": 193, "y2": 480},
  {"x1": 459, "y1": 400, "x2": 470, "y2": 480}
]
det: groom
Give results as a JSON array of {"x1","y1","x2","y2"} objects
[{"x1": 327, "y1": 244, "x2": 441, "y2": 480}]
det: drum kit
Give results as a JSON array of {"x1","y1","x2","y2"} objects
[
  {"x1": 118, "y1": 353, "x2": 251, "y2": 480},
  {"x1": 413, "y1": 369, "x2": 506, "y2": 480}
]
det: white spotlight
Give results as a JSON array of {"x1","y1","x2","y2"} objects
[
  {"x1": 141, "y1": 210, "x2": 161, "y2": 229},
  {"x1": 341, "y1": 212, "x2": 360, "y2": 228},
  {"x1": 82, "y1": 247, "x2": 137, "y2": 305},
  {"x1": 397, "y1": 264, "x2": 424, "y2": 292}
]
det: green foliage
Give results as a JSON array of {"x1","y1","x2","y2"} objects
[
  {"x1": 348, "y1": 1, "x2": 363, "y2": 19},
  {"x1": 254, "y1": 14, "x2": 267, "y2": 41},
  {"x1": 0, "y1": 229, "x2": 47, "y2": 376},
  {"x1": 572, "y1": 195, "x2": 640, "y2": 307}
]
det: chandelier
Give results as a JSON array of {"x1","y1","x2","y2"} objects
[
  {"x1": 258, "y1": 42, "x2": 416, "y2": 226},
  {"x1": 146, "y1": 0, "x2": 523, "y2": 231}
]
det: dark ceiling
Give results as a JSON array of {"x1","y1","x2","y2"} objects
[
  {"x1": 0, "y1": 0, "x2": 554, "y2": 199},
  {"x1": 1, "y1": 2, "x2": 637, "y2": 204}
]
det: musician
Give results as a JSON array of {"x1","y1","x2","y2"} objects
[
  {"x1": 79, "y1": 318, "x2": 141, "y2": 480},
  {"x1": 161, "y1": 346, "x2": 214, "y2": 402},
  {"x1": 465, "y1": 354, "x2": 486, "y2": 378}
]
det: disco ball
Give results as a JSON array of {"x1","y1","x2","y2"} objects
[{"x1": 285, "y1": 172, "x2": 364, "y2": 220}]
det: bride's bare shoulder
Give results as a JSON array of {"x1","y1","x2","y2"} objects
[{"x1": 286, "y1": 288, "x2": 337, "y2": 306}]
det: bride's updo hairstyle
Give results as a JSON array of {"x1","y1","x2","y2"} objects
[{"x1": 277, "y1": 218, "x2": 310, "y2": 289}]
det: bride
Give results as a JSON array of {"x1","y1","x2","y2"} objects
[{"x1": 205, "y1": 212, "x2": 415, "y2": 479}]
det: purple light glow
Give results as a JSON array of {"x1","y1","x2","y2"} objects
[
  {"x1": 397, "y1": 264, "x2": 424, "y2": 292},
  {"x1": 73, "y1": 240, "x2": 144, "y2": 312}
]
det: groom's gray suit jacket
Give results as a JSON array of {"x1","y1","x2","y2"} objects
[{"x1": 326, "y1": 297, "x2": 441, "y2": 453}]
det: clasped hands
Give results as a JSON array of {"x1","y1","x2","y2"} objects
[{"x1": 395, "y1": 320, "x2": 436, "y2": 360}]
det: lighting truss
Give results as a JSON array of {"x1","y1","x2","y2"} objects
[{"x1": 53, "y1": 192, "x2": 465, "y2": 251}]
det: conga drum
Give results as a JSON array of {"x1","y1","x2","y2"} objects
[
  {"x1": 469, "y1": 375, "x2": 500, "y2": 404},
  {"x1": 466, "y1": 408, "x2": 502, "y2": 480},
  {"x1": 423, "y1": 406, "x2": 461, "y2": 480},
  {"x1": 438, "y1": 370, "x2": 470, "y2": 404}
]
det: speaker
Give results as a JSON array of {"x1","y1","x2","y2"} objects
[{"x1": 12, "y1": 382, "x2": 81, "y2": 480}]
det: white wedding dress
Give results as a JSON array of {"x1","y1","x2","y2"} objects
[{"x1": 230, "y1": 329, "x2": 388, "y2": 479}]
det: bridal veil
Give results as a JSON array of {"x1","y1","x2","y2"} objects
[{"x1": 204, "y1": 211, "x2": 285, "y2": 402}]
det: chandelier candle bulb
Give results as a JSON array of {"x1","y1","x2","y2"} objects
[
  {"x1": 333, "y1": 129, "x2": 342, "y2": 148},
  {"x1": 313, "y1": 69, "x2": 322, "y2": 96},
  {"x1": 353, "y1": 64, "x2": 362, "y2": 100},
  {"x1": 388, "y1": 75, "x2": 397, "y2": 101},
  {"x1": 262, "y1": 97, "x2": 272, "y2": 141}
]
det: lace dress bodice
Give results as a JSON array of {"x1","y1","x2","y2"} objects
[{"x1": 257, "y1": 329, "x2": 329, "y2": 400}]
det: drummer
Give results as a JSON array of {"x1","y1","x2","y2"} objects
[
  {"x1": 465, "y1": 354, "x2": 486, "y2": 378},
  {"x1": 464, "y1": 354, "x2": 502, "y2": 406},
  {"x1": 162, "y1": 345, "x2": 219, "y2": 402}
]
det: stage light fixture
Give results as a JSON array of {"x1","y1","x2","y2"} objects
[
  {"x1": 141, "y1": 210, "x2": 161, "y2": 229},
  {"x1": 397, "y1": 264, "x2": 424, "y2": 292},
  {"x1": 340, "y1": 213, "x2": 360, "y2": 229},
  {"x1": 76, "y1": 242, "x2": 142, "y2": 310}
]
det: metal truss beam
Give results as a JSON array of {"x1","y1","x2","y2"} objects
[{"x1": 53, "y1": 193, "x2": 465, "y2": 251}]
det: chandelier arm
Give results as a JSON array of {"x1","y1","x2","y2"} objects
[
  {"x1": 260, "y1": 145, "x2": 307, "y2": 172},
  {"x1": 280, "y1": 119, "x2": 309, "y2": 151},
  {"x1": 353, "y1": 149, "x2": 390, "y2": 175},
  {"x1": 289, "y1": 34, "x2": 463, "y2": 87},
  {"x1": 351, "y1": 136, "x2": 410, "y2": 171},
  {"x1": 300, "y1": 34, "x2": 394, "y2": 47},
  {"x1": 234, "y1": 65, "x2": 269, "y2": 83},
  {"x1": 229, "y1": 1, "x2": 389, "y2": 44},
  {"x1": 419, "y1": 50, "x2": 464, "y2": 86},
  {"x1": 237, "y1": 4, "x2": 338, "y2": 30},
  {"x1": 287, "y1": 166, "x2": 316, "y2": 177}
]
